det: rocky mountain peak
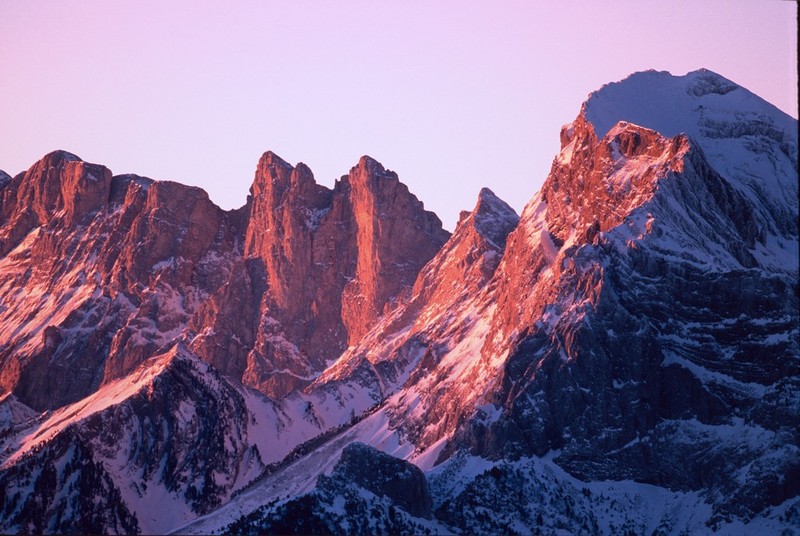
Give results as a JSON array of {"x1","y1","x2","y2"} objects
[
  {"x1": 193, "y1": 151, "x2": 448, "y2": 398},
  {"x1": 0, "y1": 150, "x2": 114, "y2": 256},
  {"x1": 259, "y1": 149, "x2": 292, "y2": 169},
  {"x1": 543, "y1": 112, "x2": 691, "y2": 248},
  {"x1": 108, "y1": 174, "x2": 154, "y2": 206},
  {"x1": 244, "y1": 152, "x2": 330, "y2": 258},
  {"x1": 344, "y1": 156, "x2": 405, "y2": 208},
  {"x1": 470, "y1": 187, "x2": 520, "y2": 248},
  {"x1": 341, "y1": 154, "x2": 450, "y2": 344},
  {"x1": 247, "y1": 152, "x2": 333, "y2": 216},
  {"x1": 356, "y1": 153, "x2": 382, "y2": 168},
  {"x1": 39, "y1": 149, "x2": 82, "y2": 167},
  {"x1": 128, "y1": 180, "x2": 227, "y2": 270},
  {"x1": 247, "y1": 150, "x2": 293, "y2": 208},
  {"x1": 410, "y1": 188, "x2": 515, "y2": 312},
  {"x1": 543, "y1": 104, "x2": 767, "y2": 272},
  {"x1": 21, "y1": 150, "x2": 112, "y2": 225}
]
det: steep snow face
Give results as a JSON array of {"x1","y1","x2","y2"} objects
[
  {"x1": 0, "y1": 345, "x2": 331, "y2": 534},
  {"x1": 584, "y1": 70, "x2": 796, "y2": 142},
  {"x1": 583, "y1": 69, "x2": 798, "y2": 249}
]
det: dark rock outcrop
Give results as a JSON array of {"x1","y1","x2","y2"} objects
[
  {"x1": 0, "y1": 429, "x2": 140, "y2": 535},
  {"x1": 330, "y1": 442, "x2": 432, "y2": 519}
]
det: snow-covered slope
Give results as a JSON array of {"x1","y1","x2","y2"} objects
[
  {"x1": 583, "y1": 68, "x2": 798, "y2": 266},
  {"x1": 439, "y1": 70, "x2": 798, "y2": 524},
  {"x1": 0, "y1": 344, "x2": 336, "y2": 534}
]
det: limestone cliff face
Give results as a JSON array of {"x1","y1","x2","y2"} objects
[
  {"x1": 98, "y1": 177, "x2": 241, "y2": 385},
  {"x1": 309, "y1": 186, "x2": 520, "y2": 437},
  {"x1": 342, "y1": 156, "x2": 450, "y2": 344},
  {"x1": 488, "y1": 115, "x2": 693, "y2": 343},
  {"x1": 195, "y1": 152, "x2": 449, "y2": 398},
  {"x1": 0, "y1": 152, "x2": 241, "y2": 409},
  {"x1": 412, "y1": 187, "x2": 519, "y2": 309},
  {"x1": 0, "y1": 149, "x2": 448, "y2": 407},
  {"x1": 305, "y1": 71, "x2": 798, "y2": 524},
  {"x1": 0, "y1": 151, "x2": 113, "y2": 255}
]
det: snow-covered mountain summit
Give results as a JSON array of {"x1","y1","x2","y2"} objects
[
  {"x1": 584, "y1": 69, "x2": 798, "y2": 257},
  {"x1": 584, "y1": 69, "x2": 796, "y2": 141}
]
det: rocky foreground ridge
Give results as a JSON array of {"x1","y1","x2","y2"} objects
[{"x1": 0, "y1": 69, "x2": 798, "y2": 534}]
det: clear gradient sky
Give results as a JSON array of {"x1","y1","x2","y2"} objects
[{"x1": 1, "y1": 1, "x2": 797, "y2": 229}]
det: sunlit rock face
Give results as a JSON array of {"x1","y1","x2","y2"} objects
[
  {"x1": 195, "y1": 152, "x2": 449, "y2": 398},
  {"x1": 0, "y1": 151, "x2": 242, "y2": 409},
  {"x1": 0, "y1": 148, "x2": 448, "y2": 408},
  {"x1": 0, "y1": 69, "x2": 797, "y2": 534}
]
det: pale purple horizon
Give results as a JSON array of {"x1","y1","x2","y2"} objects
[{"x1": 1, "y1": 1, "x2": 797, "y2": 230}]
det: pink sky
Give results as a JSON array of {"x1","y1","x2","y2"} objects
[{"x1": 1, "y1": 1, "x2": 796, "y2": 229}]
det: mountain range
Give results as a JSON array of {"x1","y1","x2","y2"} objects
[{"x1": 0, "y1": 68, "x2": 797, "y2": 535}]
